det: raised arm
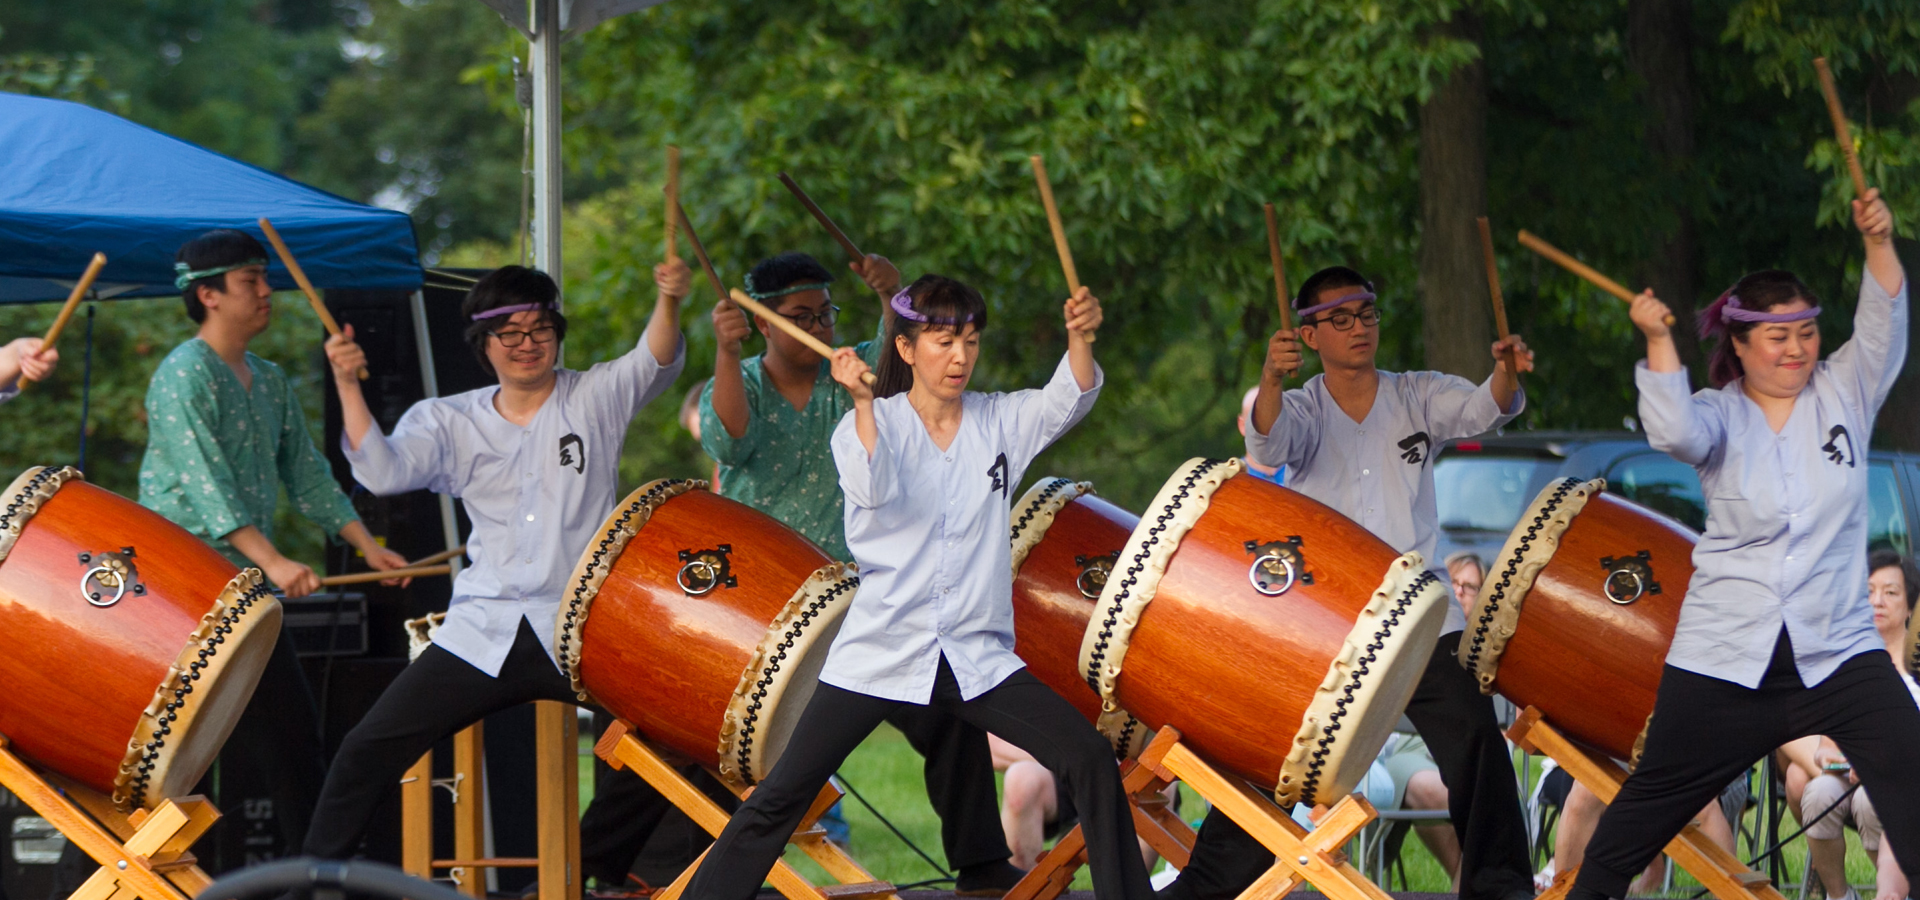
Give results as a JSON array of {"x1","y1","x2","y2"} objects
[
  {"x1": 849, "y1": 254, "x2": 902, "y2": 326},
  {"x1": 1249, "y1": 328, "x2": 1301, "y2": 435},
  {"x1": 1064, "y1": 286, "x2": 1101, "y2": 391},
  {"x1": 709, "y1": 291, "x2": 753, "y2": 440},
  {"x1": 647, "y1": 258, "x2": 690, "y2": 365},
  {"x1": 830, "y1": 348, "x2": 895, "y2": 509},
  {"x1": 1859, "y1": 188, "x2": 1904, "y2": 298},
  {"x1": 1630, "y1": 289, "x2": 1722, "y2": 465},
  {"x1": 1827, "y1": 189, "x2": 1910, "y2": 417}
]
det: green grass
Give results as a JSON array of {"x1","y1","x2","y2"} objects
[{"x1": 580, "y1": 731, "x2": 1884, "y2": 897}]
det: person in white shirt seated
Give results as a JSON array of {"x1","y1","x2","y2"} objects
[
  {"x1": 680, "y1": 275, "x2": 1153, "y2": 900},
  {"x1": 1784, "y1": 549, "x2": 1920, "y2": 900}
]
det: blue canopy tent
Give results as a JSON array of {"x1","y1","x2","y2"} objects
[{"x1": 0, "y1": 92, "x2": 421, "y2": 303}]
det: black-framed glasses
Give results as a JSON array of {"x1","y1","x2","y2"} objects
[
  {"x1": 781, "y1": 305, "x2": 839, "y2": 330},
  {"x1": 488, "y1": 325, "x2": 558, "y2": 347},
  {"x1": 1303, "y1": 307, "x2": 1381, "y2": 331}
]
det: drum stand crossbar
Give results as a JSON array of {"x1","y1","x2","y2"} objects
[
  {"x1": 594, "y1": 720, "x2": 900, "y2": 900},
  {"x1": 0, "y1": 734, "x2": 218, "y2": 900},
  {"x1": 1003, "y1": 733, "x2": 1196, "y2": 900},
  {"x1": 1509, "y1": 707, "x2": 1786, "y2": 900},
  {"x1": 1069, "y1": 727, "x2": 1394, "y2": 900}
]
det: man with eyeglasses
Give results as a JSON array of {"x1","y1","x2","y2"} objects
[
  {"x1": 676, "y1": 251, "x2": 1029, "y2": 896},
  {"x1": 302, "y1": 261, "x2": 688, "y2": 862},
  {"x1": 1157, "y1": 266, "x2": 1537, "y2": 900}
]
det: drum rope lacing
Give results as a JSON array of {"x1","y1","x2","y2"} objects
[
  {"x1": 557, "y1": 478, "x2": 697, "y2": 696},
  {"x1": 1009, "y1": 478, "x2": 1075, "y2": 547},
  {"x1": 1083, "y1": 458, "x2": 1226, "y2": 693},
  {"x1": 1461, "y1": 477, "x2": 1583, "y2": 677},
  {"x1": 730, "y1": 575, "x2": 860, "y2": 786},
  {"x1": 124, "y1": 577, "x2": 273, "y2": 809},
  {"x1": 0, "y1": 466, "x2": 73, "y2": 563},
  {"x1": 1299, "y1": 569, "x2": 1438, "y2": 805}
]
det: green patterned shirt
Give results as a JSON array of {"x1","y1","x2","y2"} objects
[
  {"x1": 138, "y1": 338, "x2": 360, "y2": 568},
  {"x1": 700, "y1": 336, "x2": 881, "y2": 562}
]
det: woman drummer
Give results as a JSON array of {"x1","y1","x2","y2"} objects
[
  {"x1": 681, "y1": 277, "x2": 1152, "y2": 900},
  {"x1": 1567, "y1": 189, "x2": 1912, "y2": 900}
]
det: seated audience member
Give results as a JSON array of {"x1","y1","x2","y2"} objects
[
  {"x1": 1536, "y1": 764, "x2": 1743, "y2": 892},
  {"x1": 1780, "y1": 550, "x2": 1919, "y2": 900},
  {"x1": 989, "y1": 735, "x2": 1174, "y2": 871},
  {"x1": 1445, "y1": 551, "x2": 1485, "y2": 612},
  {"x1": 1379, "y1": 732, "x2": 1460, "y2": 882}
]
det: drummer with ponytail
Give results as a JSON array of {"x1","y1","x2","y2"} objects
[
  {"x1": 683, "y1": 278, "x2": 1156, "y2": 900},
  {"x1": 1568, "y1": 190, "x2": 1914, "y2": 900}
]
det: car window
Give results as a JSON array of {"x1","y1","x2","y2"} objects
[
  {"x1": 1605, "y1": 452, "x2": 1705, "y2": 532},
  {"x1": 1434, "y1": 452, "x2": 1564, "y2": 534},
  {"x1": 1868, "y1": 461, "x2": 1909, "y2": 556}
]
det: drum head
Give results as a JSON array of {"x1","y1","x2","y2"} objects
[
  {"x1": 127, "y1": 572, "x2": 282, "y2": 808},
  {"x1": 718, "y1": 564, "x2": 859, "y2": 788}
]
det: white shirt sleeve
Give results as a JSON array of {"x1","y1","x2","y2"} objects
[
  {"x1": 1244, "y1": 384, "x2": 1320, "y2": 470},
  {"x1": 1417, "y1": 370, "x2": 1525, "y2": 441},
  {"x1": 577, "y1": 334, "x2": 687, "y2": 425},
  {"x1": 833, "y1": 405, "x2": 900, "y2": 510},
  {"x1": 1823, "y1": 275, "x2": 1909, "y2": 421},
  {"x1": 343, "y1": 400, "x2": 456, "y2": 496},
  {"x1": 993, "y1": 355, "x2": 1103, "y2": 478},
  {"x1": 1634, "y1": 361, "x2": 1723, "y2": 467}
]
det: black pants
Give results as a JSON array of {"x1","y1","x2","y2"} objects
[
  {"x1": 303, "y1": 621, "x2": 582, "y2": 858},
  {"x1": 1158, "y1": 631, "x2": 1533, "y2": 900},
  {"x1": 1569, "y1": 632, "x2": 1920, "y2": 900},
  {"x1": 223, "y1": 630, "x2": 330, "y2": 854},
  {"x1": 682, "y1": 658, "x2": 1152, "y2": 900}
]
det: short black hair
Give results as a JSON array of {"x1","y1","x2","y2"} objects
[
  {"x1": 1294, "y1": 265, "x2": 1375, "y2": 313},
  {"x1": 1869, "y1": 548, "x2": 1920, "y2": 612},
  {"x1": 461, "y1": 265, "x2": 568, "y2": 376},
  {"x1": 177, "y1": 229, "x2": 269, "y2": 323},
  {"x1": 745, "y1": 252, "x2": 836, "y2": 309}
]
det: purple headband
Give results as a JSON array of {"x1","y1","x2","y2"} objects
[
  {"x1": 1721, "y1": 294, "x2": 1820, "y2": 324},
  {"x1": 1296, "y1": 288, "x2": 1377, "y2": 320},
  {"x1": 889, "y1": 287, "x2": 977, "y2": 325},
  {"x1": 470, "y1": 302, "x2": 553, "y2": 322}
]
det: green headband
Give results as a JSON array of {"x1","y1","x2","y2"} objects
[
  {"x1": 743, "y1": 278, "x2": 833, "y2": 302},
  {"x1": 174, "y1": 259, "x2": 266, "y2": 291}
]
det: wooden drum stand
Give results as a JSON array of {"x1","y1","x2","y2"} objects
[
  {"x1": 1510, "y1": 707, "x2": 1785, "y2": 900},
  {"x1": 0, "y1": 734, "x2": 218, "y2": 900},
  {"x1": 399, "y1": 701, "x2": 581, "y2": 900},
  {"x1": 1009, "y1": 727, "x2": 1397, "y2": 900}
]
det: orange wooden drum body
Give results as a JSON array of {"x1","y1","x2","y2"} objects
[
  {"x1": 0, "y1": 467, "x2": 280, "y2": 809},
  {"x1": 1009, "y1": 480, "x2": 1141, "y2": 744},
  {"x1": 1080, "y1": 459, "x2": 1450, "y2": 806},
  {"x1": 1459, "y1": 479, "x2": 1697, "y2": 761},
  {"x1": 556, "y1": 480, "x2": 857, "y2": 789}
]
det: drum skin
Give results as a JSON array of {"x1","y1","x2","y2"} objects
[
  {"x1": 569, "y1": 486, "x2": 841, "y2": 772},
  {"x1": 1011, "y1": 489, "x2": 1137, "y2": 726},
  {"x1": 1112, "y1": 474, "x2": 1422, "y2": 791},
  {"x1": 1471, "y1": 489, "x2": 1696, "y2": 761},
  {"x1": 0, "y1": 471, "x2": 268, "y2": 805}
]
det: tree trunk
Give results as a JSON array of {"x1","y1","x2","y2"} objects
[
  {"x1": 1417, "y1": 12, "x2": 1492, "y2": 380},
  {"x1": 1628, "y1": 0, "x2": 1699, "y2": 365}
]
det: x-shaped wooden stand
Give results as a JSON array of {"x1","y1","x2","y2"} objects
[
  {"x1": 1509, "y1": 706, "x2": 1786, "y2": 900},
  {"x1": 0, "y1": 734, "x2": 218, "y2": 900},
  {"x1": 594, "y1": 720, "x2": 899, "y2": 900}
]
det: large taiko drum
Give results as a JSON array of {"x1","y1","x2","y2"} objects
[
  {"x1": 1457, "y1": 478, "x2": 1697, "y2": 762},
  {"x1": 1078, "y1": 458, "x2": 1450, "y2": 807},
  {"x1": 1009, "y1": 478, "x2": 1148, "y2": 756},
  {"x1": 554, "y1": 480, "x2": 859, "y2": 789},
  {"x1": 0, "y1": 466, "x2": 281, "y2": 810}
]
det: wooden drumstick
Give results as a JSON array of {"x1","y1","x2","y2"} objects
[
  {"x1": 777, "y1": 172, "x2": 865, "y2": 263},
  {"x1": 665, "y1": 145, "x2": 682, "y2": 259},
  {"x1": 1476, "y1": 217, "x2": 1518, "y2": 381},
  {"x1": 1517, "y1": 229, "x2": 1675, "y2": 327},
  {"x1": 18, "y1": 252, "x2": 107, "y2": 390},
  {"x1": 1814, "y1": 58, "x2": 1869, "y2": 199},
  {"x1": 728, "y1": 289, "x2": 876, "y2": 385},
  {"x1": 1263, "y1": 204, "x2": 1292, "y2": 331},
  {"x1": 670, "y1": 197, "x2": 731, "y2": 304},
  {"x1": 319, "y1": 563, "x2": 452, "y2": 587},
  {"x1": 1030, "y1": 154, "x2": 1094, "y2": 343},
  {"x1": 258, "y1": 217, "x2": 368, "y2": 380},
  {"x1": 410, "y1": 545, "x2": 467, "y2": 567}
]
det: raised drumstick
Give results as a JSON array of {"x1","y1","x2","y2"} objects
[
  {"x1": 1814, "y1": 58, "x2": 1869, "y2": 199},
  {"x1": 1263, "y1": 204, "x2": 1292, "y2": 331},
  {"x1": 728, "y1": 289, "x2": 875, "y2": 385},
  {"x1": 670, "y1": 198, "x2": 731, "y2": 304},
  {"x1": 777, "y1": 172, "x2": 865, "y2": 263},
  {"x1": 18, "y1": 252, "x2": 107, "y2": 390},
  {"x1": 1030, "y1": 154, "x2": 1094, "y2": 343},
  {"x1": 1476, "y1": 217, "x2": 1518, "y2": 381},
  {"x1": 258, "y1": 217, "x2": 368, "y2": 380},
  {"x1": 1517, "y1": 229, "x2": 1674, "y2": 327},
  {"x1": 665, "y1": 145, "x2": 682, "y2": 259}
]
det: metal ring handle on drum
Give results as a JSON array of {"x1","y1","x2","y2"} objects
[
  {"x1": 1605, "y1": 568, "x2": 1646, "y2": 606},
  {"x1": 1075, "y1": 567, "x2": 1103, "y2": 600},
  {"x1": 677, "y1": 559, "x2": 720, "y2": 596},
  {"x1": 1248, "y1": 551, "x2": 1298, "y2": 597},
  {"x1": 81, "y1": 565, "x2": 127, "y2": 608}
]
